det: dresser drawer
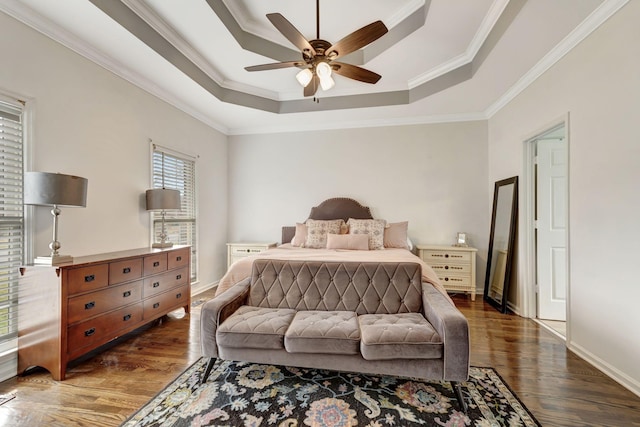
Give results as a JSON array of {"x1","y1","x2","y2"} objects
[
  {"x1": 67, "y1": 303, "x2": 143, "y2": 357},
  {"x1": 144, "y1": 253, "x2": 167, "y2": 276},
  {"x1": 421, "y1": 250, "x2": 471, "y2": 263},
  {"x1": 143, "y1": 267, "x2": 188, "y2": 298},
  {"x1": 67, "y1": 281, "x2": 143, "y2": 325},
  {"x1": 67, "y1": 264, "x2": 109, "y2": 295},
  {"x1": 143, "y1": 284, "x2": 189, "y2": 320},
  {"x1": 168, "y1": 247, "x2": 190, "y2": 270},
  {"x1": 109, "y1": 258, "x2": 143, "y2": 285}
]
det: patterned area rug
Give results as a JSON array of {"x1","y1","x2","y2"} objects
[{"x1": 121, "y1": 358, "x2": 540, "y2": 427}]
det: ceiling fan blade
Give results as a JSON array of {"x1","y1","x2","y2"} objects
[
  {"x1": 325, "y1": 21, "x2": 388, "y2": 60},
  {"x1": 304, "y1": 74, "x2": 319, "y2": 97},
  {"x1": 245, "y1": 61, "x2": 303, "y2": 72},
  {"x1": 332, "y1": 62, "x2": 381, "y2": 84},
  {"x1": 267, "y1": 13, "x2": 316, "y2": 56}
]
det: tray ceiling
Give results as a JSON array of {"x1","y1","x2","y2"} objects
[{"x1": 0, "y1": 0, "x2": 622, "y2": 134}]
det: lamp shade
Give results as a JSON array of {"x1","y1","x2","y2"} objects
[
  {"x1": 24, "y1": 172, "x2": 88, "y2": 207},
  {"x1": 146, "y1": 188, "x2": 181, "y2": 211}
]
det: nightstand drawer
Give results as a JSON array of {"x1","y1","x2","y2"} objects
[
  {"x1": 227, "y1": 242, "x2": 277, "y2": 267},
  {"x1": 421, "y1": 250, "x2": 471, "y2": 263},
  {"x1": 429, "y1": 262, "x2": 471, "y2": 275},
  {"x1": 439, "y1": 275, "x2": 473, "y2": 286}
]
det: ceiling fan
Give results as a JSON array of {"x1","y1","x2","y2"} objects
[{"x1": 244, "y1": 0, "x2": 388, "y2": 97}]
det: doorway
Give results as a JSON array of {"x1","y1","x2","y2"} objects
[{"x1": 527, "y1": 123, "x2": 569, "y2": 336}]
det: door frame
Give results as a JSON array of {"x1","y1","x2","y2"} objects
[{"x1": 521, "y1": 114, "x2": 571, "y2": 339}]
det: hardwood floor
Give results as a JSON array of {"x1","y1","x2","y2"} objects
[{"x1": 0, "y1": 290, "x2": 639, "y2": 426}]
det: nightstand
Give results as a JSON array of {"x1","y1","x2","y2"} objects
[
  {"x1": 226, "y1": 242, "x2": 277, "y2": 267},
  {"x1": 416, "y1": 245, "x2": 478, "y2": 301}
]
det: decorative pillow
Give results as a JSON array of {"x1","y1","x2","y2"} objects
[
  {"x1": 291, "y1": 223, "x2": 307, "y2": 247},
  {"x1": 304, "y1": 219, "x2": 344, "y2": 249},
  {"x1": 347, "y1": 218, "x2": 386, "y2": 250},
  {"x1": 384, "y1": 221, "x2": 410, "y2": 250},
  {"x1": 326, "y1": 233, "x2": 369, "y2": 250}
]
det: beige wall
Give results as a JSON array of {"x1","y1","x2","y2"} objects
[
  {"x1": 228, "y1": 122, "x2": 491, "y2": 291},
  {"x1": 0, "y1": 12, "x2": 229, "y2": 288},
  {"x1": 488, "y1": 2, "x2": 640, "y2": 394}
]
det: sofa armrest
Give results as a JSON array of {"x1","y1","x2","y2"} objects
[
  {"x1": 200, "y1": 278, "x2": 251, "y2": 358},
  {"x1": 422, "y1": 283, "x2": 470, "y2": 381}
]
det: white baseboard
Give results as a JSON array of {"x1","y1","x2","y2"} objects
[
  {"x1": 192, "y1": 280, "x2": 218, "y2": 296},
  {"x1": 568, "y1": 341, "x2": 640, "y2": 398}
]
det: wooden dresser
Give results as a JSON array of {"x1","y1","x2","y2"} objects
[
  {"x1": 416, "y1": 245, "x2": 478, "y2": 301},
  {"x1": 18, "y1": 246, "x2": 190, "y2": 380}
]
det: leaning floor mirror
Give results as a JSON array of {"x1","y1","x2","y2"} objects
[{"x1": 484, "y1": 176, "x2": 518, "y2": 313}]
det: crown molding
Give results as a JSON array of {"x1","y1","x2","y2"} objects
[
  {"x1": 227, "y1": 111, "x2": 488, "y2": 136},
  {"x1": 0, "y1": 0, "x2": 229, "y2": 134},
  {"x1": 485, "y1": 0, "x2": 629, "y2": 118}
]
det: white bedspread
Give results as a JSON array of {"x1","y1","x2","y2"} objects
[{"x1": 216, "y1": 244, "x2": 451, "y2": 303}]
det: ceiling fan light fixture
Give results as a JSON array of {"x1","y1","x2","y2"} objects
[
  {"x1": 315, "y1": 61, "x2": 332, "y2": 79},
  {"x1": 296, "y1": 68, "x2": 313, "y2": 87},
  {"x1": 319, "y1": 74, "x2": 335, "y2": 91}
]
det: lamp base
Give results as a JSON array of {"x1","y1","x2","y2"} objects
[
  {"x1": 34, "y1": 254, "x2": 74, "y2": 265},
  {"x1": 152, "y1": 242, "x2": 174, "y2": 248}
]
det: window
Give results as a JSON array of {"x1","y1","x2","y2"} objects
[
  {"x1": 0, "y1": 99, "x2": 23, "y2": 347},
  {"x1": 151, "y1": 145, "x2": 197, "y2": 282}
]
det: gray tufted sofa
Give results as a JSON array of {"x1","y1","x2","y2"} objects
[{"x1": 200, "y1": 259, "x2": 470, "y2": 411}]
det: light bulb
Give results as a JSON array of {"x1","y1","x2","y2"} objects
[
  {"x1": 316, "y1": 61, "x2": 332, "y2": 79},
  {"x1": 320, "y1": 75, "x2": 335, "y2": 91},
  {"x1": 295, "y1": 68, "x2": 313, "y2": 87}
]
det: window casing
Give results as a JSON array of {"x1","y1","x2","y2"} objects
[
  {"x1": 0, "y1": 99, "x2": 23, "y2": 347},
  {"x1": 151, "y1": 145, "x2": 197, "y2": 282}
]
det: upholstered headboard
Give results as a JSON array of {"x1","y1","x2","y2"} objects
[{"x1": 281, "y1": 198, "x2": 374, "y2": 244}]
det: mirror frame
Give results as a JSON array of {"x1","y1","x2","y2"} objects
[{"x1": 484, "y1": 176, "x2": 518, "y2": 313}]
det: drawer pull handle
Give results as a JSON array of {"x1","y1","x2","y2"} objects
[
  {"x1": 153, "y1": 302, "x2": 160, "y2": 309},
  {"x1": 444, "y1": 254, "x2": 449, "y2": 258},
  {"x1": 84, "y1": 274, "x2": 95, "y2": 283},
  {"x1": 123, "y1": 314, "x2": 131, "y2": 321},
  {"x1": 153, "y1": 261, "x2": 160, "y2": 267},
  {"x1": 445, "y1": 266, "x2": 449, "y2": 270},
  {"x1": 123, "y1": 291, "x2": 131, "y2": 298},
  {"x1": 153, "y1": 282, "x2": 160, "y2": 288},
  {"x1": 176, "y1": 293, "x2": 182, "y2": 299},
  {"x1": 444, "y1": 277, "x2": 449, "y2": 281},
  {"x1": 84, "y1": 328, "x2": 96, "y2": 337},
  {"x1": 176, "y1": 256, "x2": 182, "y2": 261},
  {"x1": 123, "y1": 267, "x2": 131, "y2": 274},
  {"x1": 176, "y1": 274, "x2": 182, "y2": 280},
  {"x1": 84, "y1": 301, "x2": 95, "y2": 310}
]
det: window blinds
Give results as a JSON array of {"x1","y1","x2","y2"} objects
[
  {"x1": 152, "y1": 146, "x2": 197, "y2": 281},
  {"x1": 0, "y1": 101, "x2": 23, "y2": 343}
]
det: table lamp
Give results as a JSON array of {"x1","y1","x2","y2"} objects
[
  {"x1": 146, "y1": 188, "x2": 181, "y2": 248},
  {"x1": 24, "y1": 172, "x2": 88, "y2": 265}
]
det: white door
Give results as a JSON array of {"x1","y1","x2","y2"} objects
[{"x1": 536, "y1": 138, "x2": 568, "y2": 320}]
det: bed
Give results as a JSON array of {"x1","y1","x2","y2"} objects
[{"x1": 216, "y1": 197, "x2": 450, "y2": 301}]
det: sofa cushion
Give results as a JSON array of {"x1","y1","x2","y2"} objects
[
  {"x1": 285, "y1": 311, "x2": 360, "y2": 355},
  {"x1": 358, "y1": 313, "x2": 443, "y2": 360},
  {"x1": 217, "y1": 305, "x2": 296, "y2": 350}
]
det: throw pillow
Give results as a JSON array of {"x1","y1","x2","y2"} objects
[
  {"x1": 304, "y1": 219, "x2": 344, "y2": 248},
  {"x1": 326, "y1": 233, "x2": 370, "y2": 250},
  {"x1": 291, "y1": 223, "x2": 307, "y2": 247},
  {"x1": 383, "y1": 221, "x2": 410, "y2": 250},
  {"x1": 347, "y1": 218, "x2": 386, "y2": 250}
]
